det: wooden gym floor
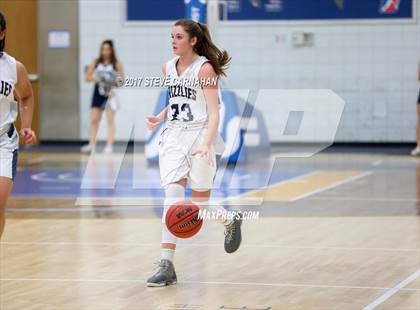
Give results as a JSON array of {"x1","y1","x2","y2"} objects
[{"x1": 0, "y1": 150, "x2": 419, "y2": 310}]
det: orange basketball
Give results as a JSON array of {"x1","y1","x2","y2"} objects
[{"x1": 165, "y1": 201, "x2": 203, "y2": 238}]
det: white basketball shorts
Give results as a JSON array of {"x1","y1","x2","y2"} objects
[
  {"x1": 158, "y1": 122, "x2": 225, "y2": 191},
  {"x1": 0, "y1": 124, "x2": 19, "y2": 180}
]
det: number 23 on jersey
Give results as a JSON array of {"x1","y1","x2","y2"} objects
[{"x1": 170, "y1": 103, "x2": 194, "y2": 122}]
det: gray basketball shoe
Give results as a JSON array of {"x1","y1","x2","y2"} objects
[
  {"x1": 146, "y1": 259, "x2": 177, "y2": 287},
  {"x1": 224, "y1": 212, "x2": 243, "y2": 253}
]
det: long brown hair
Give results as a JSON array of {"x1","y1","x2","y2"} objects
[
  {"x1": 95, "y1": 39, "x2": 118, "y2": 69},
  {"x1": 0, "y1": 11, "x2": 6, "y2": 52},
  {"x1": 174, "y1": 19, "x2": 231, "y2": 77}
]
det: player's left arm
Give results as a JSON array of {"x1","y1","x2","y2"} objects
[
  {"x1": 15, "y1": 61, "x2": 36, "y2": 145},
  {"x1": 191, "y1": 63, "x2": 219, "y2": 164}
]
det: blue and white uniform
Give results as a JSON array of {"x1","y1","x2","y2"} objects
[
  {"x1": 158, "y1": 56, "x2": 225, "y2": 190},
  {"x1": 0, "y1": 52, "x2": 19, "y2": 180},
  {"x1": 91, "y1": 62, "x2": 119, "y2": 109}
]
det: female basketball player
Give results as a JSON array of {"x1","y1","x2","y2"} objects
[
  {"x1": 81, "y1": 40, "x2": 124, "y2": 154},
  {"x1": 411, "y1": 62, "x2": 420, "y2": 156},
  {"x1": 0, "y1": 11, "x2": 36, "y2": 238},
  {"x1": 145, "y1": 19, "x2": 242, "y2": 287}
]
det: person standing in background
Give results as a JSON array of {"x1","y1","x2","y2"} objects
[
  {"x1": 81, "y1": 40, "x2": 124, "y2": 154},
  {"x1": 411, "y1": 63, "x2": 420, "y2": 156}
]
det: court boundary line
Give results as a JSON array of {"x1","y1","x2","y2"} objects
[
  {"x1": 306, "y1": 197, "x2": 420, "y2": 202},
  {"x1": 290, "y1": 171, "x2": 373, "y2": 201},
  {"x1": 222, "y1": 171, "x2": 318, "y2": 203},
  {"x1": 0, "y1": 277, "x2": 419, "y2": 292},
  {"x1": 361, "y1": 269, "x2": 420, "y2": 310},
  {"x1": 6, "y1": 192, "x2": 420, "y2": 212},
  {"x1": 1, "y1": 241, "x2": 419, "y2": 252}
]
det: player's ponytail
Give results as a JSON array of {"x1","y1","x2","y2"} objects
[
  {"x1": 0, "y1": 12, "x2": 6, "y2": 52},
  {"x1": 175, "y1": 19, "x2": 231, "y2": 77}
]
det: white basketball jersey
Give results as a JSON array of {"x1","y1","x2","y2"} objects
[
  {"x1": 0, "y1": 52, "x2": 17, "y2": 130},
  {"x1": 166, "y1": 56, "x2": 212, "y2": 123},
  {"x1": 95, "y1": 62, "x2": 115, "y2": 75},
  {"x1": 95, "y1": 62, "x2": 117, "y2": 96}
]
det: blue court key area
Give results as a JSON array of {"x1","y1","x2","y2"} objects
[{"x1": 11, "y1": 166, "x2": 307, "y2": 199}]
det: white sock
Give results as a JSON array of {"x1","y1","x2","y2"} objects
[{"x1": 161, "y1": 248, "x2": 175, "y2": 262}]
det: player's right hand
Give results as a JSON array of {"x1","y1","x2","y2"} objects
[
  {"x1": 19, "y1": 128, "x2": 37, "y2": 145},
  {"x1": 145, "y1": 115, "x2": 161, "y2": 131}
]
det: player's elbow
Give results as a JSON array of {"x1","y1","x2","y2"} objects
[
  {"x1": 20, "y1": 94, "x2": 34, "y2": 106},
  {"x1": 210, "y1": 111, "x2": 219, "y2": 118},
  {"x1": 208, "y1": 110, "x2": 219, "y2": 122}
]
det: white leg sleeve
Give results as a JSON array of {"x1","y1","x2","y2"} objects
[
  {"x1": 161, "y1": 224, "x2": 178, "y2": 245},
  {"x1": 161, "y1": 183, "x2": 185, "y2": 245}
]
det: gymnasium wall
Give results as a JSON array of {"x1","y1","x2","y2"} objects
[
  {"x1": 79, "y1": 0, "x2": 420, "y2": 143},
  {"x1": 39, "y1": 1, "x2": 79, "y2": 140}
]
